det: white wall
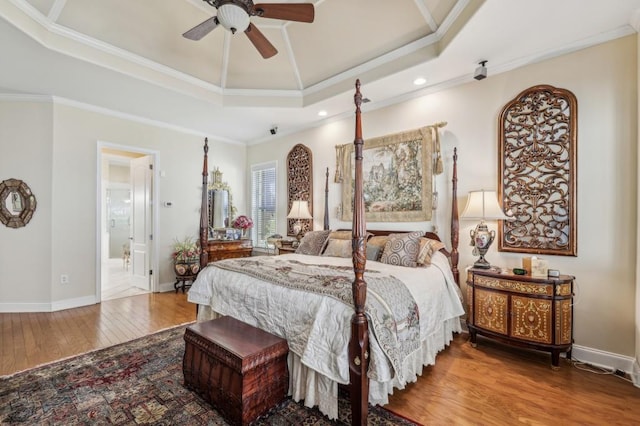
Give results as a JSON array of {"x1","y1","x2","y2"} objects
[
  {"x1": 249, "y1": 35, "x2": 638, "y2": 358},
  {"x1": 0, "y1": 100, "x2": 246, "y2": 311}
]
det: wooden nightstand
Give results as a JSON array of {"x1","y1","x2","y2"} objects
[{"x1": 466, "y1": 268, "x2": 574, "y2": 368}]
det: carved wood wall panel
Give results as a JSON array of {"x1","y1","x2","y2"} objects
[
  {"x1": 498, "y1": 85, "x2": 577, "y2": 256},
  {"x1": 287, "y1": 144, "x2": 313, "y2": 236}
]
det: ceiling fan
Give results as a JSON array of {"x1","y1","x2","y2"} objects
[{"x1": 183, "y1": 0, "x2": 315, "y2": 59}]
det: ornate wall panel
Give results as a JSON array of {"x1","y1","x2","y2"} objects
[
  {"x1": 498, "y1": 85, "x2": 577, "y2": 256},
  {"x1": 287, "y1": 144, "x2": 313, "y2": 236}
]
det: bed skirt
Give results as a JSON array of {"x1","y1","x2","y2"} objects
[{"x1": 196, "y1": 305, "x2": 461, "y2": 419}]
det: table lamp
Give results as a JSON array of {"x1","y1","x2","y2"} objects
[
  {"x1": 287, "y1": 200, "x2": 313, "y2": 242},
  {"x1": 461, "y1": 190, "x2": 510, "y2": 269}
]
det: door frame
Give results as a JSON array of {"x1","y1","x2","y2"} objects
[{"x1": 96, "y1": 141, "x2": 160, "y2": 300}]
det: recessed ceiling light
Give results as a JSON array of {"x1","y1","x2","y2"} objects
[
  {"x1": 318, "y1": 110, "x2": 327, "y2": 117},
  {"x1": 413, "y1": 77, "x2": 427, "y2": 86}
]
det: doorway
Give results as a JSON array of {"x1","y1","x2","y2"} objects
[{"x1": 97, "y1": 143, "x2": 158, "y2": 301}]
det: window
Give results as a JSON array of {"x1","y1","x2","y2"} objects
[{"x1": 251, "y1": 162, "x2": 277, "y2": 248}]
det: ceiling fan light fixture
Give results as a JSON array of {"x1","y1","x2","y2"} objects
[{"x1": 217, "y1": 4, "x2": 250, "y2": 34}]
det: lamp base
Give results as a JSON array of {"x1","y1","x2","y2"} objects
[{"x1": 473, "y1": 256, "x2": 491, "y2": 269}]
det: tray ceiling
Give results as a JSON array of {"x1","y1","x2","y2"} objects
[{"x1": 1, "y1": 0, "x2": 639, "y2": 143}]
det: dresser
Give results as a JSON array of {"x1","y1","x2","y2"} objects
[
  {"x1": 466, "y1": 268, "x2": 573, "y2": 368},
  {"x1": 207, "y1": 239, "x2": 253, "y2": 262}
]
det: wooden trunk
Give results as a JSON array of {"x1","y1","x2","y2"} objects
[{"x1": 183, "y1": 316, "x2": 289, "y2": 426}]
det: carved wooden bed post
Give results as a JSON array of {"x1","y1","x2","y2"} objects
[
  {"x1": 450, "y1": 147, "x2": 460, "y2": 285},
  {"x1": 199, "y1": 138, "x2": 209, "y2": 269},
  {"x1": 349, "y1": 79, "x2": 369, "y2": 425},
  {"x1": 324, "y1": 167, "x2": 330, "y2": 230}
]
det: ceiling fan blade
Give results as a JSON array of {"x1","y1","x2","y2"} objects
[
  {"x1": 182, "y1": 16, "x2": 219, "y2": 40},
  {"x1": 253, "y1": 3, "x2": 315, "y2": 23},
  {"x1": 245, "y1": 23, "x2": 278, "y2": 59}
]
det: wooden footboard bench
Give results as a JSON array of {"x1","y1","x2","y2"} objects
[{"x1": 182, "y1": 316, "x2": 289, "y2": 426}]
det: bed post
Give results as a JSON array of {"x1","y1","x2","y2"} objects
[
  {"x1": 450, "y1": 147, "x2": 460, "y2": 285},
  {"x1": 323, "y1": 167, "x2": 330, "y2": 230},
  {"x1": 199, "y1": 138, "x2": 209, "y2": 269},
  {"x1": 349, "y1": 79, "x2": 369, "y2": 425}
]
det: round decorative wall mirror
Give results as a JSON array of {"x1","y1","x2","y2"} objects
[{"x1": 0, "y1": 178, "x2": 37, "y2": 228}]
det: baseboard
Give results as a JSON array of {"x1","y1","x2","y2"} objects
[
  {"x1": 0, "y1": 295, "x2": 98, "y2": 312},
  {"x1": 158, "y1": 281, "x2": 178, "y2": 293},
  {"x1": 51, "y1": 295, "x2": 99, "y2": 311},
  {"x1": 633, "y1": 359, "x2": 640, "y2": 387},
  {"x1": 572, "y1": 344, "x2": 636, "y2": 376}
]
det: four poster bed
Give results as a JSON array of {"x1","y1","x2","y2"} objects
[{"x1": 188, "y1": 80, "x2": 464, "y2": 424}]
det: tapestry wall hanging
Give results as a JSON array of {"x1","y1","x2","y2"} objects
[
  {"x1": 498, "y1": 84, "x2": 577, "y2": 256},
  {"x1": 337, "y1": 126, "x2": 438, "y2": 223}
]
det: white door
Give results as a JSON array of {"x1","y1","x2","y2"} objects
[{"x1": 130, "y1": 155, "x2": 153, "y2": 291}]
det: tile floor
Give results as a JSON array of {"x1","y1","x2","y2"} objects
[{"x1": 101, "y1": 258, "x2": 149, "y2": 301}]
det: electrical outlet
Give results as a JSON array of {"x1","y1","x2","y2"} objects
[{"x1": 60, "y1": 274, "x2": 69, "y2": 284}]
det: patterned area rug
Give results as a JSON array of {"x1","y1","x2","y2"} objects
[{"x1": 0, "y1": 325, "x2": 417, "y2": 425}]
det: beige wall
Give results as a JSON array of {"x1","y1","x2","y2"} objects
[
  {"x1": 0, "y1": 101, "x2": 246, "y2": 309},
  {"x1": 0, "y1": 101, "x2": 53, "y2": 307},
  {"x1": 636, "y1": 29, "x2": 640, "y2": 382},
  {"x1": 249, "y1": 35, "x2": 638, "y2": 357}
]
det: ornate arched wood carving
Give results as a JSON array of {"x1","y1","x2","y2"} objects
[
  {"x1": 287, "y1": 144, "x2": 313, "y2": 236},
  {"x1": 498, "y1": 85, "x2": 577, "y2": 256}
]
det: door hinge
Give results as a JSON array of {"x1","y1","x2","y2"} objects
[
  {"x1": 149, "y1": 234, "x2": 153, "y2": 241},
  {"x1": 149, "y1": 269, "x2": 153, "y2": 275},
  {"x1": 149, "y1": 164, "x2": 153, "y2": 170}
]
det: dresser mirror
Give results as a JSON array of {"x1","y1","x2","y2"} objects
[
  {"x1": 208, "y1": 168, "x2": 236, "y2": 239},
  {"x1": 0, "y1": 178, "x2": 37, "y2": 228}
]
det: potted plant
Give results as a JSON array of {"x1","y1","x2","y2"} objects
[
  {"x1": 172, "y1": 236, "x2": 201, "y2": 276},
  {"x1": 232, "y1": 215, "x2": 253, "y2": 239}
]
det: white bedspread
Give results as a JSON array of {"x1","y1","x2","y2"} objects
[{"x1": 187, "y1": 251, "x2": 464, "y2": 419}]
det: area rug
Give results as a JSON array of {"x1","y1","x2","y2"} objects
[{"x1": 0, "y1": 325, "x2": 417, "y2": 425}]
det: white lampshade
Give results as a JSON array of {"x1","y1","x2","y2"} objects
[
  {"x1": 287, "y1": 200, "x2": 313, "y2": 219},
  {"x1": 217, "y1": 4, "x2": 250, "y2": 33},
  {"x1": 461, "y1": 190, "x2": 509, "y2": 220}
]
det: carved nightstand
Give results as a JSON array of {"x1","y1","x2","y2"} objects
[{"x1": 466, "y1": 268, "x2": 574, "y2": 369}]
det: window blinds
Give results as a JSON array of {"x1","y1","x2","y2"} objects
[{"x1": 250, "y1": 162, "x2": 277, "y2": 247}]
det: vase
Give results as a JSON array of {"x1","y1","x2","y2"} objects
[
  {"x1": 241, "y1": 229, "x2": 249, "y2": 239},
  {"x1": 174, "y1": 260, "x2": 200, "y2": 277}
]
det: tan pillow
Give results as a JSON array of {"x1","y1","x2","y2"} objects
[
  {"x1": 416, "y1": 237, "x2": 446, "y2": 265},
  {"x1": 295, "y1": 230, "x2": 331, "y2": 255},
  {"x1": 380, "y1": 231, "x2": 423, "y2": 267},
  {"x1": 322, "y1": 239, "x2": 352, "y2": 257},
  {"x1": 328, "y1": 230, "x2": 352, "y2": 240},
  {"x1": 367, "y1": 235, "x2": 389, "y2": 250}
]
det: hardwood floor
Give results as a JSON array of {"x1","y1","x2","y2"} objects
[
  {"x1": 0, "y1": 292, "x2": 195, "y2": 376},
  {"x1": 2, "y1": 293, "x2": 639, "y2": 425}
]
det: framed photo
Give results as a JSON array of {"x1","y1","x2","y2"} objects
[{"x1": 340, "y1": 126, "x2": 433, "y2": 222}]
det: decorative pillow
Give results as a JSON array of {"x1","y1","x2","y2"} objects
[
  {"x1": 366, "y1": 245, "x2": 382, "y2": 261},
  {"x1": 322, "y1": 239, "x2": 352, "y2": 258},
  {"x1": 416, "y1": 237, "x2": 446, "y2": 266},
  {"x1": 367, "y1": 235, "x2": 389, "y2": 250},
  {"x1": 295, "y1": 230, "x2": 331, "y2": 255},
  {"x1": 380, "y1": 231, "x2": 423, "y2": 267},
  {"x1": 328, "y1": 230, "x2": 352, "y2": 240}
]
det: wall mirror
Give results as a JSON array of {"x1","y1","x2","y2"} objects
[
  {"x1": 0, "y1": 178, "x2": 37, "y2": 228},
  {"x1": 208, "y1": 168, "x2": 236, "y2": 239}
]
